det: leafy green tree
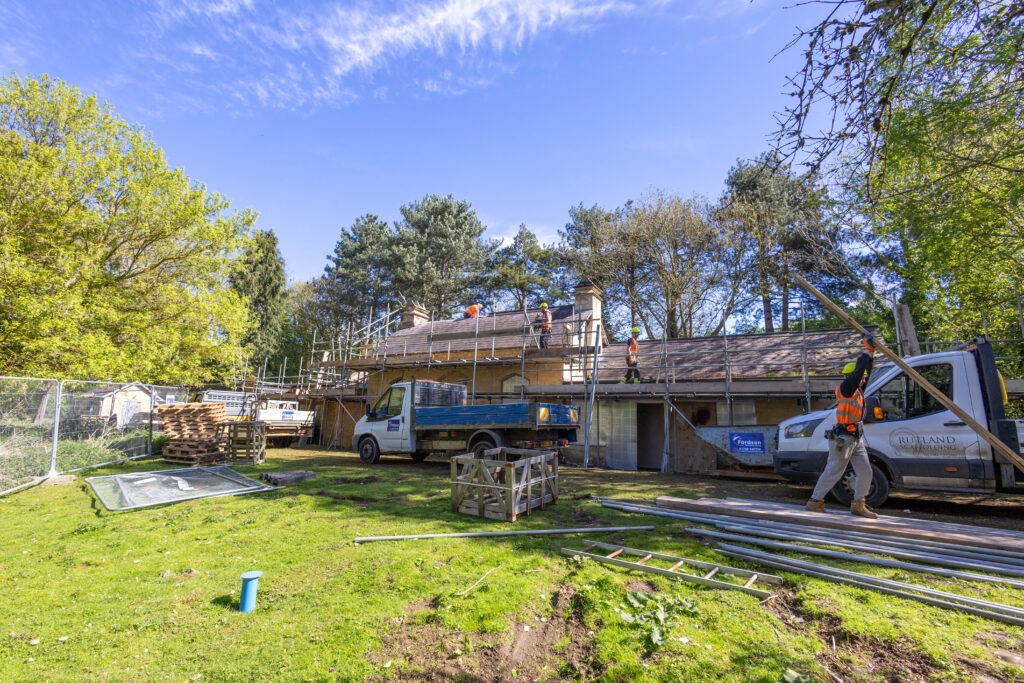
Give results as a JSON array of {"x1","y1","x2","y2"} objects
[
  {"x1": 0, "y1": 74, "x2": 250, "y2": 383},
  {"x1": 486, "y1": 224, "x2": 568, "y2": 311},
  {"x1": 230, "y1": 229, "x2": 286, "y2": 363},
  {"x1": 392, "y1": 194, "x2": 496, "y2": 318},
  {"x1": 778, "y1": 1, "x2": 1024, "y2": 342},
  {"x1": 273, "y1": 281, "x2": 320, "y2": 377}
]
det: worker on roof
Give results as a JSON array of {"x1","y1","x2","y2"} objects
[
  {"x1": 619, "y1": 326, "x2": 641, "y2": 384},
  {"x1": 535, "y1": 302, "x2": 553, "y2": 348},
  {"x1": 806, "y1": 334, "x2": 878, "y2": 519},
  {"x1": 464, "y1": 303, "x2": 482, "y2": 319}
]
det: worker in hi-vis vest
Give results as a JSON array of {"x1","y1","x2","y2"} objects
[
  {"x1": 620, "y1": 327, "x2": 641, "y2": 383},
  {"x1": 536, "y1": 303, "x2": 553, "y2": 348},
  {"x1": 464, "y1": 303, "x2": 482, "y2": 319},
  {"x1": 806, "y1": 334, "x2": 878, "y2": 519}
]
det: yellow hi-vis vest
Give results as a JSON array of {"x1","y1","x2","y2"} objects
[{"x1": 835, "y1": 386, "x2": 865, "y2": 430}]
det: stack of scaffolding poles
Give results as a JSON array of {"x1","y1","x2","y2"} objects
[{"x1": 599, "y1": 499, "x2": 1024, "y2": 626}]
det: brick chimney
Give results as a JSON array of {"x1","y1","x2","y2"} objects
[{"x1": 398, "y1": 304, "x2": 429, "y2": 329}]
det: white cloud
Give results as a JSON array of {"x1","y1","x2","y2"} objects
[{"x1": 141, "y1": 0, "x2": 656, "y2": 107}]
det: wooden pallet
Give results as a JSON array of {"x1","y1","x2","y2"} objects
[{"x1": 155, "y1": 403, "x2": 228, "y2": 440}]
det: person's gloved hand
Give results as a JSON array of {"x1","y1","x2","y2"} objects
[{"x1": 862, "y1": 333, "x2": 876, "y2": 352}]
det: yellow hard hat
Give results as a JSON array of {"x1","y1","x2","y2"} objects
[
  {"x1": 540, "y1": 303, "x2": 548, "y2": 308},
  {"x1": 842, "y1": 362, "x2": 857, "y2": 375}
]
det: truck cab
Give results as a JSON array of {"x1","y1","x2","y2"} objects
[{"x1": 775, "y1": 338, "x2": 1023, "y2": 507}]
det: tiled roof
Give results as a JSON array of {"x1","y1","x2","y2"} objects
[
  {"x1": 593, "y1": 328, "x2": 880, "y2": 382},
  {"x1": 371, "y1": 305, "x2": 592, "y2": 358}
]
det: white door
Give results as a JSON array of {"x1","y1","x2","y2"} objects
[
  {"x1": 368, "y1": 386, "x2": 410, "y2": 452},
  {"x1": 865, "y1": 361, "x2": 982, "y2": 488}
]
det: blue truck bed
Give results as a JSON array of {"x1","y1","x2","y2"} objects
[{"x1": 414, "y1": 402, "x2": 579, "y2": 430}]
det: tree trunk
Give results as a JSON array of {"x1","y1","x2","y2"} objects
[
  {"x1": 780, "y1": 282, "x2": 789, "y2": 331},
  {"x1": 761, "y1": 291, "x2": 774, "y2": 334},
  {"x1": 34, "y1": 381, "x2": 54, "y2": 425}
]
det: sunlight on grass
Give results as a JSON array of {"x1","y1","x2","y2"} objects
[{"x1": 1, "y1": 448, "x2": 1022, "y2": 682}]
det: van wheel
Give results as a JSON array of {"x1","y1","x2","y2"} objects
[
  {"x1": 358, "y1": 437, "x2": 380, "y2": 465},
  {"x1": 830, "y1": 462, "x2": 890, "y2": 508},
  {"x1": 471, "y1": 439, "x2": 496, "y2": 458}
]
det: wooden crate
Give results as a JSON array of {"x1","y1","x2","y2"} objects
[
  {"x1": 219, "y1": 421, "x2": 266, "y2": 464},
  {"x1": 450, "y1": 448, "x2": 558, "y2": 522}
]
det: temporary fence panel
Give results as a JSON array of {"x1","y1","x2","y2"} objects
[
  {"x1": 0, "y1": 378, "x2": 187, "y2": 496},
  {"x1": 0, "y1": 377, "x2": 60, "y2": 494}
]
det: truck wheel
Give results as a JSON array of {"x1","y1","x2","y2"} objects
[
  {"x1": 830, "y1": 462, "x2": 890, "y2": 508},
  {"x1": 471, "y1": 439, "x2": 496, "y2": 458},
  {"x1": 410, "y1": 452, "x2": 429, "y2": 463},
  {"x1": 358, "y1": 437, "x2": 380, "y2": 465}
]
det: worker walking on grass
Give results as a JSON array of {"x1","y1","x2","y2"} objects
[
  {"x1": 620, "y1": 327, "x2": 641, "y2": 383},
  {"x1": 464, "y1": 303, "x2": 482, "y2": 319},
  {"x1": 806, "y1": 334, "x2": 878, "y2": 519},
  {"x1": 536, "y1": 302, "x2": 553, "y2": 348}
]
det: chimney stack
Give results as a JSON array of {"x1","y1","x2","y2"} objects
[{"x1": 399, "y1": 304, "x2": 429, "y2": 329}]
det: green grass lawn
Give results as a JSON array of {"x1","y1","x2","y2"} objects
[{"x1": 1, "y1": 449, "x2": 1022, "y2": 682}]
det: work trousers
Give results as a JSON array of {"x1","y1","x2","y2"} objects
[
  {"x1": 624, "y1": 359, "x2": 640, "y2": 382},
  {"x1": 810, "y1": 432, "x2": 872, "y2": 502},
  {"x1": 539, "y1": 328, "x2": 551, "y2": 348}
]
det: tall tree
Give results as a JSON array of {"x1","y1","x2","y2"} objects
[
  {"x1": 0, "y1": 75, "x2": 250, "y2": 383},
  {"x1": 723, "y1": 154, "x2": 836, "y2": 333},
  {"x1": 562, "y1": 194, "x2": 751, "y2": 340},
  {"x1": 273, "y1": 281, "x2": 320, "y2": 378},
  {"x1": 561, "y1": 203, "x2": 632, "y2": 337},
  {"x1": 392, "y1": 194, "x2": 495, "y2": 318},
  {"x1": 230, "y1": 229, "x2": 286, "y2": 363},
  {"x1": 486, "y1": 224, "x2": 568, "y2": 311},
  {"x1": 778, "y1": 0, "x2": 1024, "y2": 340},
  {"x1": 317, "y1": 214, "x2": 398, "y2": 336}
]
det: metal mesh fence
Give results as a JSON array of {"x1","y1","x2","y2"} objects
[
  {"x1": 0, "y1": 377, "x2": 58, "y2": 493},
  {"x1": 0, "y1": 378, "x2": 187, "y2": 496}
]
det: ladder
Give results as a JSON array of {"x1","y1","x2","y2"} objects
[{"x1": 561, "y1": 540, "x2": 782, "y2": 600}]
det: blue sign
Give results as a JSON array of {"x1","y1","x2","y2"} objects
[
  {"x1": 729, "y1": 432, "x2": 765, "y2": 454},
  {"x1": 282, "y1": 410, "x2": 294, "y2": 420},
  {"x1": 387, "y1": 418, "x2": 401, "y2": 432}
]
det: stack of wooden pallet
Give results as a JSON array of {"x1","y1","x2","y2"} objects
[{"x1": 155, "y1": 403, "x2": 229, "y2": 465}]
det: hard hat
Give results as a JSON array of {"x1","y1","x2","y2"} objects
[
  {"x1": 540, "y1": 302, "x2": 548, "y2": 308},
  {"x1": 631, "y1": 326, "x2": 640, "y2": 334},
  {"x1": 842, "y1": 362, "x2": 857, "y2": 375}
]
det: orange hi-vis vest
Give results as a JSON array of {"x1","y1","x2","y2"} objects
[
  {"x1": 835, "y1": 386, "x2": 865, "y2": 431},
  {"x1": 627, "y1": 337, "x2": 639, "y2": 363},
  {"x1": 465, "y1": 304, "x2": 481, "y2": 318},
  {"x1": 540, "y1": 308, "x2": 552, "y2": 330}
]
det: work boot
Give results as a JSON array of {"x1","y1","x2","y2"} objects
[
  {"x1": 805, "y1": 499, "x2": 826, "y2": 513},
  {"x1": 851, "y1": 498, "x2": 878, "y2": 519},
  {"x1": 618, "y1": 378, "x2": 627, "y2": 384}
]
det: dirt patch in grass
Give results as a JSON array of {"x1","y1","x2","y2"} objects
[
  {"x1": 370, "y1": 585, "x2": 598, "y2": 682},
  {"x1": 762, "y1": 590, "x2": 943, "y2": 681}
]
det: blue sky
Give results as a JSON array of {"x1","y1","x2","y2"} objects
[{"x1": 1, "y1": 0, "x2": 825, "y2": 283}]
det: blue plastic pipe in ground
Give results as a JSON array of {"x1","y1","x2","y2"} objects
[{"x1": 239, "y1": 571, "x2": 263, "y2": 613}]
